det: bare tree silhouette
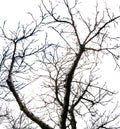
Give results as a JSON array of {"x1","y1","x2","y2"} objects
[{"x1": 0, "y1": 0, "x2": 120, "y2": 129}]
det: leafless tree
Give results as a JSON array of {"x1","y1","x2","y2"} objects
[
  {"x1": 1, "y1": 109, "x2": 36, "y2": 129},
  {"x1": 0, "y1": 0, "x2": 120, "y2": 129}
]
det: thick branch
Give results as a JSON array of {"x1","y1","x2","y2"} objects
[
  {"x1": 60, "y1": 45, "x2": 85, "y2": 129},
  {"x1": 6, "y1": 78, "x2": 53, "y2": 129},
  {"x1": 69, "y1": 109, "x2": 76, "y2": 129},
  {"x1": 6, "y1": 38, "x2": 53, "y2": 129}
]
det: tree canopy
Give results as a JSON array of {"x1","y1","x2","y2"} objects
[{"x1": 0, "y1": 0, "x2": 120, "y2": 129}]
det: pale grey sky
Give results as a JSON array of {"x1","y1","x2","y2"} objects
[
  {"x1": 0, "y1": 0, "x2": 119, "y2": 98},
  {"x1": 0, "y1": 0, "x2": 120, "y2": 128},
  {"x1": 0, "y1": 0, "x2": 120, "y2": 104}
]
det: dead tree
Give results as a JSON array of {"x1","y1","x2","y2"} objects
[{"x1": 0, "y1": 0, "x2": 120, "y2": 129}]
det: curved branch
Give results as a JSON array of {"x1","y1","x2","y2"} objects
[
  {"x1": 6, "y1": 30, "x2": 53, "y2": 129},
  {"x1": 84, "y1": 15, "x2": 120, "y2": 45},
  {"x1": 60, "y1": 44, "x2": 85, "y2": 129},
  {"x1": 6, "y1": 78, "x2": 53, "y2": 129}
]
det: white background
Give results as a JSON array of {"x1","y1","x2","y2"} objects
[{"x1": 0, "y1": 0, "x2": 120, "y2": 128}]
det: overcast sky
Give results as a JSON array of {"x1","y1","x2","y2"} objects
[
  {"x1": 0, "y1": 0, "x2": 119, "y2": 84},
  {"x1": 0, "y1": 0, "x2": 120, "y2": 107},
  {"x1": 0, "y1": 0, "x2": 119, "y2": 22},
  {"x1": 0, "y1": 0, "x2": 119, "y2": 27},
  {"x1": 0, "y1": 0, "x2": 120, "y2": 128},
  {"x1": 0, "y1": 0, "x2": 120, "y2": 93}
]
